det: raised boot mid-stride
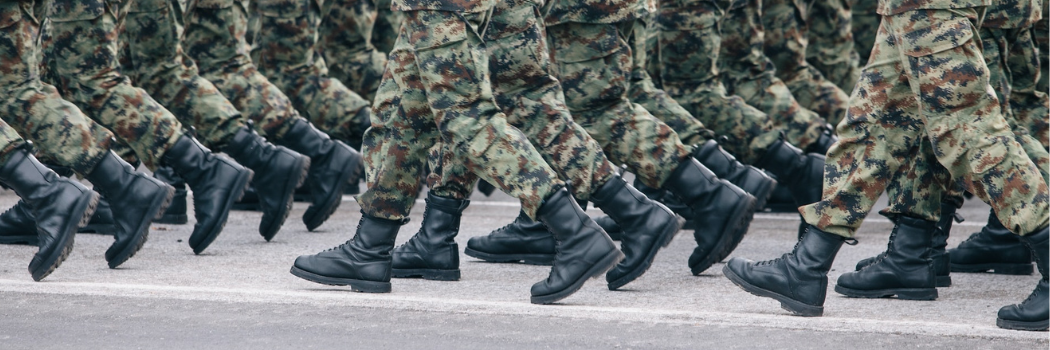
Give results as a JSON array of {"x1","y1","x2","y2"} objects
[
  {"x1": 464, "y1": 211, "x2": 556, "y2": 265},
  {"x1": 723, "y1": 225, "x2": 852, "y2": 317},
  {"x1": 392, "y1": 193, "x2": 470, "y2": 281},
  {"x1": 996, "y1": 226, "x2": 1049, "y2": 331},
  {"x1": 276, "y1": 119, "x2": 362, "y2": 231},
  {"x1": 224, "y1": 126, "x2": 310, "y2": 241},
  {"x1": 530, "y1": 188, "x2": 623, "y2": 304},
  {"x1": 692, "y1": 140, "x2": 777, "y2": 211},
  {"x1": 290, "y1": 213, "x2": 405, "y2": 293}
]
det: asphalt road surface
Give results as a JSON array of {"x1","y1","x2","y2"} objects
[{"x1": 0, "y1": 181, "x2": 1047, "y2": 349}]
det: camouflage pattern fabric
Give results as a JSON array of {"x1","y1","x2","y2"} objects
[
  {"x1": 850, "y1": 0, "x2": 879, "y2": 65},
  {"x1": 357, "y1": 10, "x2": 563, "y2": 220},
  {"x1": 318, "y1": 0, "x2": 387, "y2": 102},
  {"x1": 427, "y1": 0, "x2": 618, "y2": 201},
  {"x1": 0, "y1": 1, "x2": 112, "y2": 174},
  {"x1": 759, "y1": 0, "x2": 850, "y2": 127},
  {"x1": 805, "y1": 0, "x2": 861, "y2": 92},
  {"x1": 249, "y1": 0, "x2": 372, "y2": 148},
  {"x1": 1036, "y1": 3, "x2": 1047, "y2": 94},
  {"x1": 183, "y1": 0, "x2": 309, "y2": 142},
  {"x1": 121, "y1": 0, "x2": 247, "y2": 150},
  {"x1": 545, "y1": 21, "x2": 691, "y2": 188},
  {"x1": 800, "y1": 9, "x2": 1050, "y2": 237},
  {"x1": 372, "y1": 0, "x2": 402, "y2": 53},
  {"x1": 877, "y1": 0, "x2": 990, "y2": 15},
  {"x1": 652, "y1": 0, "x2": 779, "y2": 163},
  {"x1": 42, "y1": 0, "x2": 184, "y2": 170}
]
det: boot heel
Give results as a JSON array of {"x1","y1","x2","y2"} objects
[
  {"x1": 992, "y1": 263, "x2": 1034, "y2": 275},
  {"x1": 392, "y1": 268, "x2": 461, "y2": 281},
  {"x1": 349, "y1": 280, "x2": 393, "y2": 293},
  {"x1": 895, "y1": 288, "x2": 938, "y2": 300}
]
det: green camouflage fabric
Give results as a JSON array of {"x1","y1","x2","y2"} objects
[
  {"x1": 0, "y1": 1, "x2": 113, "y2": 174},
  {"x1": 372, "y1": 0, "x2": 402, "y2": 53},
  {"x1": 805, "y1": 0, "x2": 862, "y2": 92},
  {"x1": 318, "y1": 0, "x2": 387, "y2": 101},
  {"x1": 42, "y1": 0, "x2": 184, "y2": 170},
  {"x1": 249, "y1": 0, "x2": 372, "y2": 148},
  {"x1": 759, "y1": 0, "x2": 851, "y2": 127},
  {"x1": 800, "y1": 9, "x2": 1050, "y2": 237},
  {"x1": 120, "y1": 0, "x2": 247, "y2": 150},
  {"x1": 546, "y1": 21, "x2": 691, "y2": 188},
  {"x1": 545, "y1": 0, "x2": 648, "y2": 25},
  {"x1": 877, "y1": 0, "x2": 990, "y2": 15},
  {"x1": 850, "y1": 0, "x2": 879, "y2": 65},
  {"x1": 1036, "y1": 3, "x2": 1047, "y2": 93},
  {"x1": 357, "y1": 10, "x2": 563, "y2": 220},
  {"x1": 427, "y1": 0, "x2": 617, "y2": 201},
  {"x1": 623, "y1": 17, "x2": 714, "y2": 146},
  {"x1": 716, "y1": 0, "x2": 836, "y2": 146},
  {"x1": 392, "y1": 0, "x2": 491, "y2": 12},
  {"x1": 652, "y1": 0, "x2": 779, "y2": 163},
  {"x1": 183, "y1": 0, "x2": 311, "y2": 143}
]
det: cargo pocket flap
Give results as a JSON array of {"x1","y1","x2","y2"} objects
[{"x1": 900, "y1": 17, "x2": 974, "y2": 57}]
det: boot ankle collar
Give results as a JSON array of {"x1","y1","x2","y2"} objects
[{"x1": 425, "y1": 193, "x2": 470, "y2": 213}]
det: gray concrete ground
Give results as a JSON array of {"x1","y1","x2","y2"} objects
[{"x1": 0, "y1": 181, "x2": 1047, "y2": 349}]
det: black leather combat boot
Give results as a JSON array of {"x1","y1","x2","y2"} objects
[
  {"x1": 950, "y1": 208, "x2": 1034, "y2": 275},
  {"x1": 0, "y1": 147, "x2": 99, "y2": 281},
  {"x1": 836, "y1": 216, "x2": 938, "y2": 300},
  {"x1": 661, "y1": 158, "x2": 757, "y2": 275},
  {"x1": 997, "y1": 226, "x2": 1048, "y2": 331},
  {"x1": 755, "y1": 138, "x2": 825, "y2": 209},
  {"x1": 162, "y1": 134, "x2": 253, "y2": 254},
  {"x1": 276, "y1": 119, "x2": 362, "y2": 231},
  {"x1": 856, "y1": 202, "x2": 959, "y2": 287},
  {"x1": 290, "y1": 213, "x2": 405, "y2": 293},
  {"x1": 391, "y1": 193, "x2": 470, "y2": 281},
  {"x1": 465, "y1": 211, "x2": 556, "y2": 265},
  {"x1": 0, "y1": 201, "x2": 37, "y2": 245},
  {"x1": 591, "y1": 176, "x2": 680, "y2": 290},
  {"x1": 531, "y1": 188, "x2": 623, "y2": 304},
  {"x1": 151, "y1": 167, "x2": 188, "y2": 225},
  {"x1": 225, "y1": 126, "x2": 310, "y2": 241},
  {"x1": 723, "y1": 225, "x2": 851, "y2": 317},
  {"x1": 85, "y1": 152, "x2": 175, "y2": 268},
  {"x1": 693, "y1": 140, "x2": 777, "y2": 210}
]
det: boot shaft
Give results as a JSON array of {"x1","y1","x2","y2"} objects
[
  {"x1": 792, "y1": 225, "x2": 849, "y2": 276},
  {"x1": 885, "y1": 216, "x2": 938, "y2": 265},
  {"x1": 1020, "y1": 226, "x2": 1049, "y2": 279},
  {"x1": 83, "y1": 151, "x2": 137, "y2": 198},
  {"x1": 536, "y1": 188, "x2": 615, "y2": 256},
  {"x1": 416, "y1": 193, "x2": 470, "y2": 246},
  {"x1": 0, "y1": 147, "x2": 61, "y2": 203},
  {"x1": 345, "y1": 213, "x2": 406, "y2": 259}
]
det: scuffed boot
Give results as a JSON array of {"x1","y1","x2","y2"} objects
[
  {"x1": 530, "y1": 188, "x2": 623, "y2": 304},
  {"x1": 392, "y1": 193, "x2": 469, "y2": 281},
  {"x1": 661, "y1": 159, "x2": 757, "y2": 275},
  {"x1": 592, "y1": 176, "x2": 681, "y2": 290},
  {"x1": 85, "y1": 152, "x2": 175, "y2": 268},
  {"x1": 162, "y1": 135, "x2": 253, "y2": 254},
  {"x1": 857, "y1": 202, "x2": 959, "y2": 287},
  {"x1": 997, "y1": 226, "x2": 1048, "y2": 331},
  {"x1": 0, "y1": 147, "x2": 99, "y2": 281},
  {"x1": 224, "y1": 126, "x2": 310, "y2": 241},
  {"x1": 0, "y1": 202, "x2": 36, "y2": 245},
  {"x1": 723, "y1": 225, "x2": 851, "y2": 317},
  {"x1": 152, "y1": 167, "x2": 189, "y2": 225},
  {"x1": 693, "y1": 140, "x2": 777, "y2": 210},
  {"x1": 836, "y1": 217, "x2": 938, "y2": 300},
  {"x1": 276, "y1": 119, "x2": 362, "y2": 231},
  {"x1": 290, "y1": 213, "x2": 405, "y2": 293},
  {"x1": 950, "y1": 208, "x2": 1034, "y2": 275},
  {"x1": 464, "y1": 210, "x2": 555, "y2": 265}
]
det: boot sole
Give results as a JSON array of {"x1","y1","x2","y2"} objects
[
  {"x1": 691, "y1": 195, "x2": 758, "y2": 275},
  {"x1": 261, "y1": 155, "x2": 310, "y2": 242},
  {"x1": 723, "y1": 264, "x2": 823, "y2": 317},
  {"x1": 996, "y1": 317, "x2": 1049, "y2": 331},
  {"x1": 392, "y1": 268, "x2": 461, "y2": 281},
  {"x1": 833, "y1": 285, "x2": 938, "y2": 300},
  {"x1": 530, "y1": 250, "x2": 624, "y2": 305},
  {"x1": 607, "y1": 215, "x2": 683, "y2": 290},
  {"x1": 192, "y1": 170, "x2": 253, "y2": 255},
  {"x1": 33, "y1": 191, "x2": 98, "y2": 281},
  {"x1": 289, "y1": 266, "x2": 391, "y2": 293},
  {"x1": 463, "y1": 247, "x2": 554, "y2": 266},
  {"x1": 304, "y1": 153, "x2": 360, "y2": 232},
  {"x1": 951, "y1": 262, "x2": 1033, "y2": 275},
  {"x1": 936, "y1": 275, "x2": 951, "y2": 288},
  {"x1": 0, "y1": 235, "x2": 38, "y2": 245},
  {"x1": 108, "y1": 184, "x2": 176, "y2": 269}
]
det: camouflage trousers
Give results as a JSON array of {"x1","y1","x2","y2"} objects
[
  {"x1": 714, "y1": 0, "x2": 833, "y2": 146},
  {"x1": 358, "y1": 10, "x2": 563, "y2": 220},
  {"x1": 120, "y1": 0, "x2": 248, "y2": 150},
  {"x1": 316, "y1": 0, "x2": 387, "y2": 102},
  {"x1": 248, "y1": 0, "x2": 372, "y2": 148},
  {"x1": 1037, "y1": 15, "x2": 1048, "y2": 94},
  {"x1": 652, "y1": 0, "x2": 782, "y2": 163},
  {"x1": 850, "y1": 0, "x2": 878, "y2": 66},
  {"x1": 805, "y1": 0, "x2": 861, "y2": 92},
  {"x1": 426, "y1": 0, "x2": 617, "y2": 202},
  {"x1": 759, "y1": 0, "x2": 850, "y2": 127},
  {"x1": 993, "y1": 26, "x2": 1049, "y2": 148},
  {"x1": 800, "y1": 9, "x2": 1050, "y2": 237},
  {"x1": 42, "y1": 0, "x2": 184, "y2": 170},
  {"x1": 0, "y1": 1, "x2": 115, "y2": 174},
  {"x1": 546, "y1": 22, "x2": 691, "y2": 188}
]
